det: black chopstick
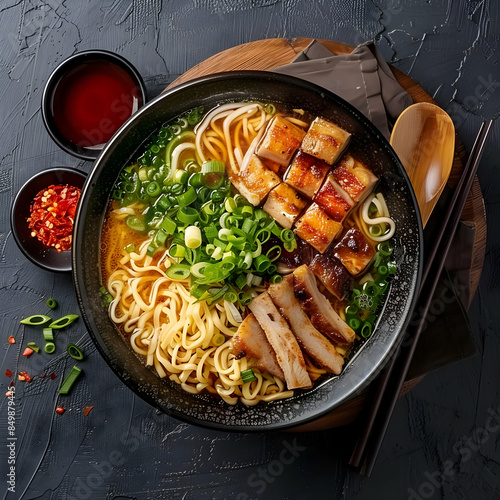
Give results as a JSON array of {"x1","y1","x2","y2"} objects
[{"x1": 349, "y1": 119, "x2": 494, "y2": 476}]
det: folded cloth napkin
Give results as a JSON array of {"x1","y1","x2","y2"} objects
[
  {"x1": 273, "y1": 40, "x2": 477, "y2": 378},
  {"x1": 273, "y1": 40, "x2": 413, "y2": 139}
]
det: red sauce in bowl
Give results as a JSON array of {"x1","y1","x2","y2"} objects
[{"x1": 51, "y1": 60, "x2": 140, "y2": 148}]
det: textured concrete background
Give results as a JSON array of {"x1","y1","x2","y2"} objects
[{"x1": 0, "y1": 1, "x2": 499, "y2": 499}]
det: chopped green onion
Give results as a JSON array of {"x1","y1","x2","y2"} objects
[
  {"x1": 348, "y1": 317, "x2": 361, "y2": 330},
  {"x1": 46, "y1": 298, "x2": 58, "y2": 309},
  {"x1": 160, "y1": 215, "x2": 177, "y2": 234},
  {"x1": 67, "y1": 343, "x2": 84, "y2": 361},
  {"x1": 345, "y1": 304, "x2": 359, "y2": 317},
  {"x1": 269, "y1": 274, "x2": 283, "y2": 284},
  {"x1": 280, "y1": 229, "x2": 295, "y2": 242},
  {"x1": 264, "y1": 103, "x2": 276, "y2": 114},
  {"x1": 124, "y1": 243, "x2": 136, "y2": 253},
  {"x1": 284, "y1": 238, "x2": 297, "y2": 252},
  {"x1": 212, "y1": 333, "x2": 226, "y2": 346},
  {"x1": 169, "y1": 244, "x2": 185, "y2": 258},
  {"x1": 27, "y1": 342, "x2": 40, "y2": 353},
  {"x1": 361, "y1": 321, "x2": 373, "y2": 338},
  {"x1": 43, "y1": 328, "x2": 54, "y2": 341},
  {"x1": 20, "y1": 314, "x2": 51, "y2": 326},
  {"x1": 100, "y1": 286, "x2": 114, "y2": 307},
  {"x1": 166, "y1": 264, "x2": 191, "y2": 280},
  {"x1": 59, "y1": 365, "x2": 82, "y2": 394},
  {"x1": 174, "y1": 170, "x2": 189, "y2": 185},
  {"x1": 369, "y1": 224, "x2": 383, "y2": 237},
  {"x1": 146, "y1": 181, "x2": 161, "y2": 197},
  {"x1": 201, "y1": 160, "x2": 225, "y2": 174},
  {"x1": 126, "y1": 215, "x2": 146, "y2": 233},
  {"x1": 185, "y1": 225, "x2": 202, "y2": 248},
  {"x1": 224, "y1": 289, "x2": 238, "y2": 303},
  {"x1": 188, "y1": 107, "x2": 203, "y2": 125},
  {"x1": 254, "y1": 254, "x2": 271, "y2": 272},
  {"x1": 377, "y1": 265, "x2": 389, "y2": 277},
  {"x1": 45, "y1": 342, "x2": 56, "y2": 354},
  {"x1": 147, "y1": 244, "x2": 157, "y2": 257},
  {"x1": 177, "y1": 186, "x2": 197, "y2": 206},
  {"x1": 225, "y1": 197, "x2": 237, "y2": 213},
  {"x1": 235, "y1": 273, "x2": 248, "y2": 290},
  {"x1": 202, "y1": 172, "x2": 225, "y2": 190},
  {"x1": 378, "y1": 241, "x2": 393, "y2": 256},
  {"x1": 177, "y1": 207, "x2": 199, "y2": 225},
  {"x1": 188, "y1": 172, "x2": 204, "y2": 188},
  {"x1": 238, "y1": 292, "x2": 253, "y2": 306},
  {"x1": 241, "y1": 368, "x2": 257, "y2": 383},
  {"x1": 48, "y1": 314, "x2": 79, "y2": 330}
]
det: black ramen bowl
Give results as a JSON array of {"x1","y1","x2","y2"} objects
[
  {"x1": 42, "y1": 50, "x2": 146, "y2": 161},
  {"x1": 11, "y1": 166, "x2": 87, "y2": 273},
  {"x1": 73, "y1": 72, "x2": 423, "y2": 431}
]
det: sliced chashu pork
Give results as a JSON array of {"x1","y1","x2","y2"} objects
[
  {"x1": 301, "y1": 117, "x2": 351, "y2": 165},
  {"x1": 292, "y1": 265, "x2": 355, "y2": 347},
  {"x1": 231, "y1": 313, "x2": 284, "y2": 380},
  {"x1": 256, "y1": 115, "x2": 306, "y2": 166},
  {"x1": 249, "y1": 292, "x2": 312, "y2": 390},
  {"x1": 268, "y1": 276, "x2": 344, "y2": 375}
]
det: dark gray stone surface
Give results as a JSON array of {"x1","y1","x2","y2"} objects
[{"x1": 0, "y1": 1, "x2": 498, "y2": 499}]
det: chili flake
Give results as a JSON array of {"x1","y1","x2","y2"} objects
[
  {"x1": 23, "y1": 347, "x2": 34, "y2": 357},
  {"x1": 55, "y1": 406, "x2": 65, "y2": 415},
  {"x1": 7, "y1": 336, "x2": 16, "y2": 344},
  {"x1": 83, "y1": 406, "x2": 94, "y2": 416},
  {"x1": 27, "y1": 184, "x2": 81, "y2": 252},
  {"x1": 6, "y1": 390, "x2": 14, "y2": 397},
  {"x1": 50, "y1": 372, "x2": 57, "y2": 380},
  {"x1": 5, "y1": 369, "x2": 12, "y2": 377},
  {"x1": 18, "y1": 371, "x2": 31, "y2": 382}
]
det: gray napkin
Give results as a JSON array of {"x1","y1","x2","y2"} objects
[
  {"x1": 273, "y1": 40, "x2": 477, "y2": 377},
  {"x1": 273, "y1": 40, "x2": 413, "y2": 139}
]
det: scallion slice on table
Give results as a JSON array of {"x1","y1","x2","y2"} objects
[
  {"x1": 43, "y1": 328, "x2": 54, "y2": 341},
  {"x1": 49, "y1": 314, "x2": 79, "y2": 329},
  {"x1": 59, "y1": 365, "x2": 82, "y2": 394},
  {"x1": 46, "y1": 298, "x2": 58, "y2": 309},
  {"x1": 67, "y1": 343, "x2": 84, "y2": 361},
  {"x1": 20, "y1": 314, "x2": 51, "y2": 326},
  {"x1": 45, "y1": 342, "x2": 56, "y2": 354}
]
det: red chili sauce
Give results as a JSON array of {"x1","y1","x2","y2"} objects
[
  {"x1": 27, "y1": 184, "x2": 81, "y2": 252},
  {"x1": 51, "y1": 60, "x2": 140, "y2": 147}
]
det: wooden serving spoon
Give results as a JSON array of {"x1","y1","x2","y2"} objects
[{"x1": 390, "y1": 102, "x2": 455, "y2": 227}]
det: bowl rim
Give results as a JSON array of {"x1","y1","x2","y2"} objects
[
  {"x1": 41, "y1": 49, "x2": 147, "y2": 161},
  {"x1": 11, "y1": 166, "x2": 87, "y2": 273},
  {"x1": 73, "y1": 70, "x2": 424, "y2": 431}
]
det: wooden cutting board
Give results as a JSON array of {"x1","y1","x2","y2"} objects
[{"x1": 167, "y1": 38, "x2": 486, "y2": 429}]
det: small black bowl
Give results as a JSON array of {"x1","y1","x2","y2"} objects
[
  {"x1": 41, "y1": 50, "x2": 146, "y2": 161},
  {"x1": 11, "y1": 167, "x2": 87, "y2": 273}
]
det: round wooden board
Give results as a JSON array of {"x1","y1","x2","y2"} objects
[{"x1": 167, "y1": 38, "x2": 487, "y2": 430}]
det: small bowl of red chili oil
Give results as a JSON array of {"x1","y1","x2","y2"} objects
[
  {"x1": 42, "y1": 50, "x2": 146, "y2": 161},
  {"x1": 10, "y1": 167, "x2": 87, "y2": 272}
]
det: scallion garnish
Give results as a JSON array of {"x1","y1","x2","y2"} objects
[
  {"x1": 241, "y1": 368, "x2": 257, "y2": 383},
  {"x1": 20, "y1": 314, "x2": 51, "y2": 326},
  {"x1": 45, "y1": 342, "x2": 56, "y2": 354},
  {"x1": 46, "y1": 298, "x2": 58, "y2": 309},
  {"x1": 43, "y1": 328, "x2": 54, "y2": 341},
  {"x1": 27, "y1": 342, "x2": 40, "y2": 353},
  {"x1": 48, "y1": 314, "x2": 79, "y2": 330},
  {"x1": 59, "y1": 365, "x2": 82, "y2": 394},
  {"x1": 67, "y1": 343, "x2": 84, "y2": 361}
]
